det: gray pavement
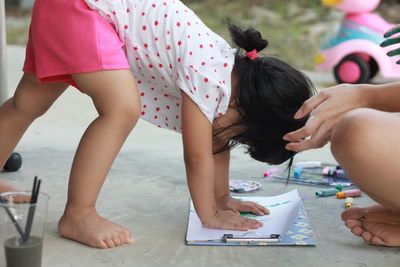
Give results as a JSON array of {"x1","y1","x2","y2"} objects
[{"x1": 1, "y1": 45, "x2": 399, "y2": 267}]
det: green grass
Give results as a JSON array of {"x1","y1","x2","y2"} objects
[
  {"x1": 6, "y1": 25, "x2": 28, "y2": 45},
  {"x1": 188, "y1": 0, "x2": 327, "y2": 69}
]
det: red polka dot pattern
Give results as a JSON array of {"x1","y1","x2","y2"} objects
[{"x1": 85, "y1": 0, "x2": 235, "y2": 132}]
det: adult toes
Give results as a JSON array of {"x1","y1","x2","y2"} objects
[
  {"x1": 361, "y1": 231, "x2": 373, "y2": 242},
  {"x1": 342, "y1": 207, "x2": 366, "y2": 221},
  {"x1": 345, "y1": 219, "x2": 362, "y2": 229},
  {"x1": 351, "y1": 225, "x2": 364, "y2": 236},
  {"x1": 370, "y1": 236, "x2": 386, "y2": 246}
]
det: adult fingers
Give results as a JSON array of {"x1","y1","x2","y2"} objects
[
  {"x1": 294, "y1": 92, "x2": 330, "y2": 119},
  {"x1": 285, "y1": 121, "x2": 333, "y2": 152},
  {"x1": 283, "y1": 115, "x2": 321, "y2": 142}
]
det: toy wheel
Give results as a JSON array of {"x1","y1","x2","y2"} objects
[
  {"x1": 3, "y1": 152, "x2": 22, "y2": 172},
  {"x1": 334, "y1": 54, "x2": 370, "y2": 84},
  {"x1": 369, "y1": 58, "x2": 379, "y2": 80}
]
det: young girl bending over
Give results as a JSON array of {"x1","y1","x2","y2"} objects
[
  {"x1": 83, "y1": 0, "x2": 314, "y2": 246},
  {"x1": 0, "y1": 0, "x2": 313, "y2": 250}
]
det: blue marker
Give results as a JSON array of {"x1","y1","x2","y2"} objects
[
  {"x1": 315, "y1": 185, "x2": 343, "y2": 197},
  {"x1": 293, "y1": 166, "x2": 303, "y2": 179},
  {"x1": 315, "y1": 188, "x2": 340, "y2": 197}
]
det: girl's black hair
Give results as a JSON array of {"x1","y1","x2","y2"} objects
[{"x1": 219, "y1": 24, "x2": 316, "y2": 165}]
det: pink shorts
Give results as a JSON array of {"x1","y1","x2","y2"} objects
[{"x1": 23, "y1": 0, "x2": 130, "y2": 89}]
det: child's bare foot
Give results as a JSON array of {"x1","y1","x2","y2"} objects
[
  {"x1": 341, "y1": 205, "x2": 400, "y2": 246},
  {"x1": 58, "y1": 206, "x2": 134, "y2": 249}
]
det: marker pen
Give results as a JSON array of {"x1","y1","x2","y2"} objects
[
  {"x1": 322, "y1": 166, "x2": 338, "y2": 176},
  {"x1": 344, "y1": 197, "x2": 353, "y2": 209},
  {"x1": 294, "y1": 166, "x2": 303, "y2": 179},
  {"x1": 333, "y1": 169, "x2": 349, "y2": 179},
  {"x1": 315, "y1": 188, "x2": 340, "y2": 197},
  {"x1": 294, "y1": 161, "x2": 322, "y2": 169},
  {"x1": 336, "y1": 189, "x2": 362, "y2": 199}
]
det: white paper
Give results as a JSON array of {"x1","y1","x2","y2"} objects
[{"x1": 186, "y1": 190, "x2": 301, "y2": 242}]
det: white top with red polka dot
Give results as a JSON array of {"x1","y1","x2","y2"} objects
[{"x1": 85, "y1": 0, "x2": 236, "y2": 132}]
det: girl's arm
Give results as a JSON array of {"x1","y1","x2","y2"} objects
[
  {"x1": 181, "y1": 93, "x2": 262, "y2": 230},
  {"x1": 213, "y1": 139, "x2": 230, "y2": 202},
  {"x1": 213, "y1": 140, "x2": 268, "y2": 215},
  {"x1": 181, "y1": 93, "x2": 217, "y2": 221}
]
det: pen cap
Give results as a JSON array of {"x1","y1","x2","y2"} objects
[
  {"x1": 322, "y1": 166, "x2": 337, "y2": 176},
  {"x1": 344, "y1": 197, "x2": 354, "y2": 208},
  {"x1": 335, "y1": 184, "x2": 343, "y2": 191},
  {"x1": 293, "y1": 167, "x2": 303, "y2": 179},
  {"x1": 336, "y1": 192, "x2": 345, "y2": 198}
]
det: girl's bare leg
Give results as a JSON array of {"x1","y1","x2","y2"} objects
[
  {"x1": 58, "y1": 70, "x2": 140, "y2": 249},
  {"x1": 0, "y1": 74, "x2": 67, "y2": 191},
  {"x1": 331, "y1": 108, "x2": 400, "y2": 246},
  {"x1": 0, "y1": 181, "x2": 17, "y2": 192}
]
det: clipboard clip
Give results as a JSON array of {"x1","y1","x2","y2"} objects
[{"x1": 223, "y1": 233, "x2": 281, "y2": 243}]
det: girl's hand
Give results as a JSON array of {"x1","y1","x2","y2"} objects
[
  {"x1": 381, "y1": 25, "x2": 400, "y2": 64},
  {"x1": 283, "y1": 84, "x2": 368, "y2": 152},
  {"x1": 202, "y1": 209, "x2": 263, "y2": 231},
  {"x1": 216, "y1": 195, "x2": 269, "y2": 216}
]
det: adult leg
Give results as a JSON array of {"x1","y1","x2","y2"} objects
[
  {"x1": 0, "y1": 73, "x2": 67, "y2": 191},
  {"x1": 330, "y1": 108, "x2": 400, "y2": 246},
  {"x1": 58, "y1": 69, "x2": 140, "y2": 249}
]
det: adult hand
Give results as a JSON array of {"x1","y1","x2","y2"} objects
[
  {"x1": 283, "y1": 84, "x2": 369, "y2": 152},
  {"x1": 216, "y1": 195, "x2": 269, "y2": 216},
  {"x1": 381, "y1": 25, "x2": 400, "y2": 64}
]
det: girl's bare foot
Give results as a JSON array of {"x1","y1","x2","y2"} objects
[
  {"x1": 341, "y1": 205, "x2": 400, "y2": 246},
  {"x1": 58, "y1": 206, "x2": 134, "y2": 249}
]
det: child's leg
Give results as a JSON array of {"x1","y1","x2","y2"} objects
[
  {"x1": 330, "y1": 108, "x2": 400, "y2": 246},
  {"x1": 0, "y1": 181, "x2": 17, "y2": 192},
  {"x1": 58, "y1": 70, "x2": 140, "y2": 249},
  {"x1": 0, "y1": 74, "x2": 67, "y2": 190}
]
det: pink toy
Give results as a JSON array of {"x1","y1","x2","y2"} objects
[{"x1": 315, "y1": 0, "x2": 400, "y2": 84}]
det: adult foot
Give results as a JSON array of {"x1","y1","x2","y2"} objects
[
  {"x1": 58, "y1": 207, "x2": 134, "y2": 249},
  {"x1": 341, "y1": 204, "x2": 400, "y2": 246}
]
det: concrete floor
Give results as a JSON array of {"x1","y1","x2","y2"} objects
[{"x1": 1, "y1": 46, "x2": 400, "y2": 267}]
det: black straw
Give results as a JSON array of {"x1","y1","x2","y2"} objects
[
  {"x1": 0, "y1": 197, "x2": 25, "y2": 240},
  {"x1": 23, "y1": 176, "x2": 41, "y2": 242}
]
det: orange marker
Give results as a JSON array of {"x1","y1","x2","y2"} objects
[{"x1": 336, "y1": 189, "x2": 362, "y2": 199}]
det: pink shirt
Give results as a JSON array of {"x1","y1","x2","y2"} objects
[{"x1": 85, "y1": 0, "x2": 235, "y2": 132}]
